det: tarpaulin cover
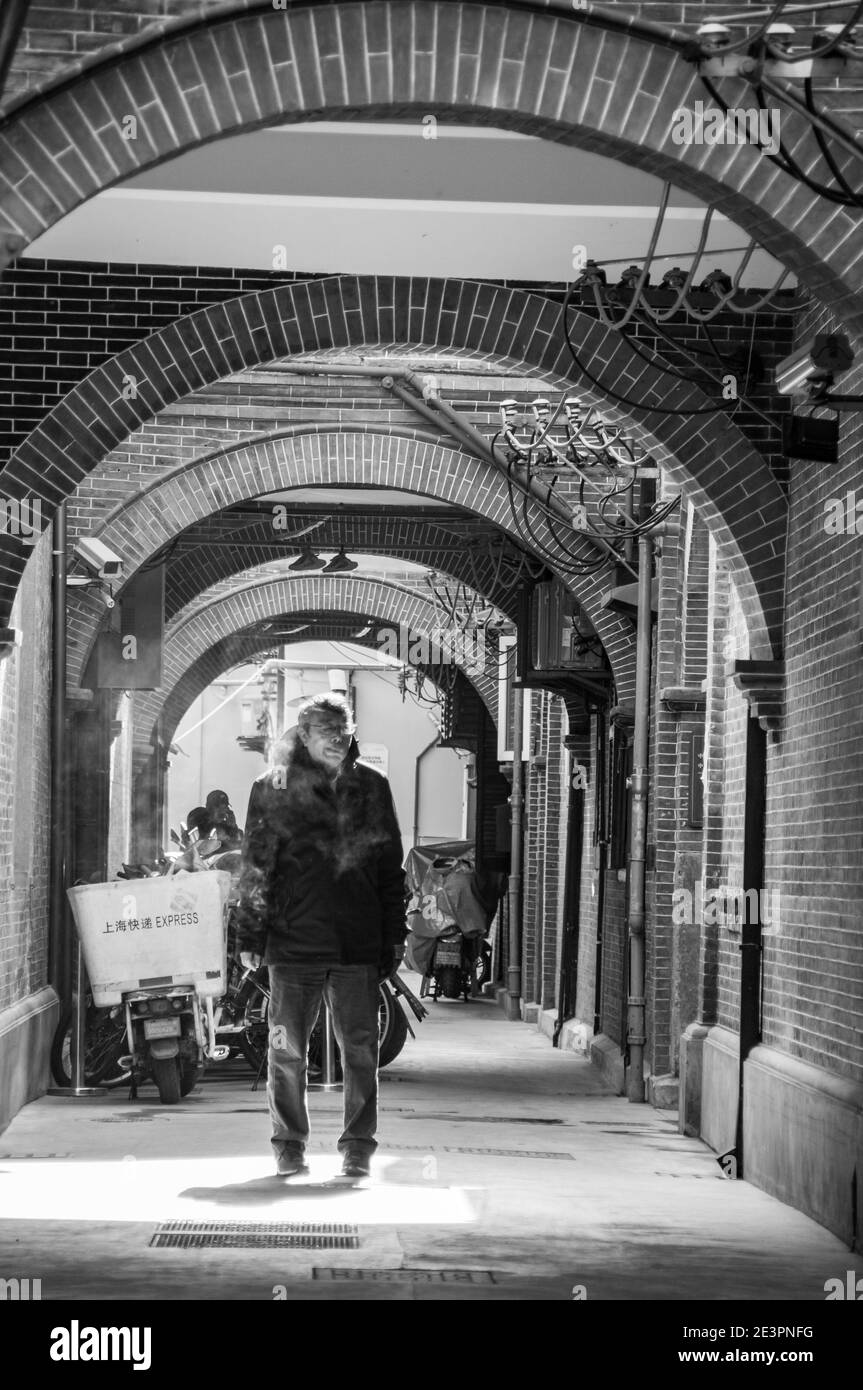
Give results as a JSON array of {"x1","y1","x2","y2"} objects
[{"x1": 403, "y1": 841, "x2": 495, "y2": 975}]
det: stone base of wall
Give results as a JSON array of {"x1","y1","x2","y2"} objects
[
  {"x1": 589, "y1": 1033, "x2": 625, "y2": 1095},
  {"x1": 648, "y1": 1073, "x2": 679, "y2": 1110},
  {"x1": 697, "y1": 1026, "x2": 862, "y2": 1250},
  {"x1": 0, "y1": 988, "x2": 58, "y2": 1136},
  {"x1": 537, "y1": 1007, "x2": 557, "y2": 1040},
  {"x1": 558, "y1": 1018, "x2": 594, "y2": 1055},
  {"x1": 745, "y1": 1043, "x2": 862, "y2": 1252}
]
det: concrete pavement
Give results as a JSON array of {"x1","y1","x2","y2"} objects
[{"x1": 0, "y1": 982, "x2": 859, "y2": 1301}]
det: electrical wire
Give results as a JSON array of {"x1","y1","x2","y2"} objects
[
  {"x1": 624, "y1": 308, "x2": 779, "y2": 432},
  {"x1": 562, "y1": 289, "x2": 734, "y2": 417},
  {"x1": 803, "y1": 75, "x2": 863, "y2": 207}
]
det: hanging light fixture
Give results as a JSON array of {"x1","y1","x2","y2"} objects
[
  {"x1": 321, "y1": 548, "x2": 358, "y2": 573},
  {"x1": 289, "y1": 546, "x2": 325, "y2": 572}
]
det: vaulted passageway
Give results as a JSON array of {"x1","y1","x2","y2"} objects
[{"x1": 1, "y1": 2, "x2": 862, "y2": 1324}]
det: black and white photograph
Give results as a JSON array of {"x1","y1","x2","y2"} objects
[{"x1": 0, "y1": 0, "x2": 861, "y2": 1355}]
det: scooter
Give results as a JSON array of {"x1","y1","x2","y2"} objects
[
  {"x1": 425, "y1": 926, "x2": 491, "y2": 1002},
  {"x1": 217, "y1": 962, "x2": 427, "y2": 1084},
  {"x1": 119, "y1": 983, "x2": 228, "y2": 1104},
  {"x1": 115, "y1": 841, "x2": 233, "y2": 1102}
]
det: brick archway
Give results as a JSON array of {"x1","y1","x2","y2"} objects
[
  {"x1": 158, "y1": 509, "x2": 524, "y2": 627},
  {"x1": 26, "y1": 279, "x2": 783, "y2": 664},
  {"x1": 0, "y1": 0, "x2": 858, "y2": 336},
  {"x1": 133, "y1": 575, "x2": 500, "y2": 768},
  {"x1": 70, "y1": 424, "x2": 636, "y2": 699},
  {"x1": 156, "y1": 621, "x2": 486, "y2": 763}
]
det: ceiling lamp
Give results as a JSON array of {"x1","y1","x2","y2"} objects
[
  {"x1": 289, "y1": 547, "x2": 325, "y2": 572},
  {"x1": 322, "y1": 548, "x2": 358, "y2": 573}
]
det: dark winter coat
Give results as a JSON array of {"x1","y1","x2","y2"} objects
[{"x1": 234, "y1": 730, "x2": 408, "y2": 967}]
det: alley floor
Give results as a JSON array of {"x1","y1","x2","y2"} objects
[{"x1": 0, "y1": 982, "x2": 859, "y2": 1302}]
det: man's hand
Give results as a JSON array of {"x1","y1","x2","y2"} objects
[
  {"x1": 240, "y1": 951, "x2": 262, "y2": 970},
  {"x1": 378, "y1": 942, "x2": 406, "y2": 980}
]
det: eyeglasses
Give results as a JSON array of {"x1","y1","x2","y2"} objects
[{"x1": 306, "y1": 722, "x2": 350, "y2": 738}]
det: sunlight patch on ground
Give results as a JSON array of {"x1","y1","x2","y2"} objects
[{"x1": 0, "y1": 1154, "x2": 478, "y2": 1226}]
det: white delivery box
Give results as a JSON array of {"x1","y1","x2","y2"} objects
[{"x1": 67, "y1": 871, "x2": 232, "y2": 1007}]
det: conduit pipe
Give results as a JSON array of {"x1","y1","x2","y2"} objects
[
  {"x1": 625, "y1": 531, "x2": 653, "y2": 1102},
  {"x1": 269, "y1": 361, "x2": 627, "y2": 574},
  {"x1": 505, "y1": 684, "x2": 525, "y2": 1020},
  {"x1": 49, "y1": 501, "x2": 69, "y2": 1005}
]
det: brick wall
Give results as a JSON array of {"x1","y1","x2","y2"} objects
[
  {"x1": 0, "y1": 259, "x2": 794, "y2": 482},
  {"x1": 573, "y1": 714, "x2": 600, "y2": 1031},
  {"x1": 761, "y1": 301, "x2": 863, "y2": 1084},
  {"x1": 3, "y1": 3, "x2": 851, "y2": 108},
  {"x1": 0, "y1": 531, "x2": 53, "y2": 1014},
  {"x1": 714, "y1": 576, "x2": 749, "y2": 1035}
]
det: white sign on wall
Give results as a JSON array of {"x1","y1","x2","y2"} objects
[{"x1": 358, "y1": 743, "x2": 389, "y2": 776}]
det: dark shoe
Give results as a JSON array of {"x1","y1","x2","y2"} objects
[
  {"x1": 275, "y1": 1146, "x2": 309, "y2": 1178},
  {"x1": 341, "y1": 1148, "x2": 372, "y2": 1178}
]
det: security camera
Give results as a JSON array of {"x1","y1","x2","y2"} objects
[
  {"x1": 73, "y1": 536, "x2": 124, "y2": 579},
  {"x1": 774, "y1": 333, "x2": 855, "y2": 398}
]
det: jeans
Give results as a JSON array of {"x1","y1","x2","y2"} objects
[{"x1": 267, "y1": 962, "x2": 381, "y2": 1157}]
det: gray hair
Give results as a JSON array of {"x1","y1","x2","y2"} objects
[{"x1": 296, "y1": 692, "x2": 355, "y2": 734}]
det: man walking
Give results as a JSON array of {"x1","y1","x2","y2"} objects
[{"x1": 235, "y1": 693, "x2": 407, "y2": 1178}]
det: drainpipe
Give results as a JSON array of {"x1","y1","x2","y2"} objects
[
  {"x1": 734, "y1": 715, "x2": 767, "y2": 1176},
  {"x1": 504, "y1": 685, "x2": 524, "y2": 1020},
  {"x1": 49, "y1": 502, "x2": 70, "y2": 1005},
  {"x1": 593, "y1": 711, "x2": 607, "y2": 1035},
  {"x1": 412, "y1": 731, "x2": 439, "y2": 848},
  {"x1": 626, "y1": 532, "x2": 653, "y2": 1102},
  {"x1": 553, "y1": 746, "x2": 584, "y2": 1046},
  {"x1": 0, "y1": 0, "x2": 29, "y2": 102}
]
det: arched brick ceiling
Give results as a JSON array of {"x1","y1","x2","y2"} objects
[
  {"x1": 0, "y1": 2, "x2": 858, "y2": 325},
  {"x1": 133, "y1": 577, "x2": 501, "y2": 767},
  {"x1": 33, "y1": 277, "x2": 785, "y2": 679},
  {"x1": 66, "y1": 425, "x2": 638, "y2": 698},
  {"x1": 157, "y1": 509, "x2": 526, "y2": 623}
]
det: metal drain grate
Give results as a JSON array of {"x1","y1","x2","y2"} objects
[
  {"x1": 405, "y1": 1114, "x2": 564, "y2": 1126},
  {"x1": 0, "y1": 1152, "x2": 70, "y2": 1160},
  {"x1": 313, "y1": 1268, "x2": 497, "y2": 1284},
  {"x1": 327, "y1": 1142, "x2": 574, "y2": 1160},
  {"x1": 150, "y1": 1221, "x2": 359, "y2": 1250}
]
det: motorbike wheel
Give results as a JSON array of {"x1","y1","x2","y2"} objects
[
  {"x1": 473, "y1": 945, "x2": 491, "y2": 989},
  {"x1": 152, "y1": 1056, "x2": 182, "y2": 1104},
  {"x1": 50, "y1": 1003, "x2": 130, "y2": 1089},
  {"x1": 378, "y1": 986, "x2": 408, "y2": 1067},
  {"x1": 179, "y1": 1062, "x2": 202, "y2": 1097},
  {"x1": 435, "y1": 965, "x2": 463, "y2": 1000},
  {"x1": 234, "y1": 974, "x2": 269, "y2": 1077},
  {"x1": 307, "y1": 985, "x2": 405, "y2": 1074}
]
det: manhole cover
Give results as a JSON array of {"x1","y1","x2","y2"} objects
[
  {"x1": 313, "y1": 1268, "x2": 496, "y2": 1283},
  {"x1": 330, "y1": 1143, "x2": 574, "y2": 1160},
  {"x1": 150, "y1": 1221, "x2": 359, "y2": 1249},
  {"x1": 406, "y1": 1114, "x2": 564, "y2": 1126},
  {"x1": 0, "y1": 1152, "x2": 70, "y2": 1159}
]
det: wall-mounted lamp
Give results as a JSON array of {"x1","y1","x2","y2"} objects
[
  {"x1": 322, "y1": 548, "x2": 358, "y2": 573},
  {"x1": 289, "y1": 547, "x2": 325, "y2": 572}
]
